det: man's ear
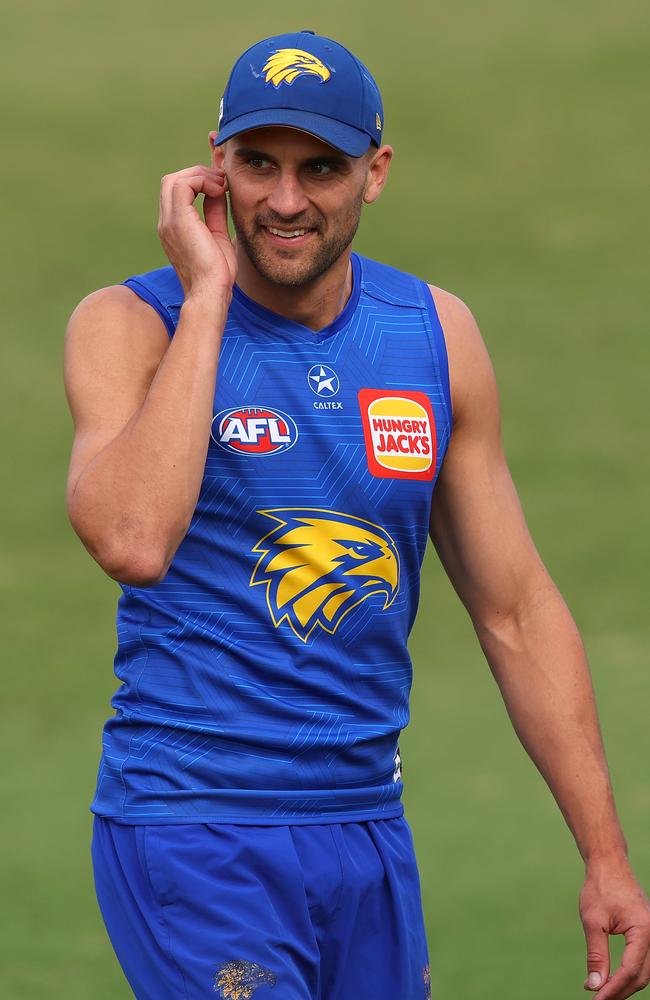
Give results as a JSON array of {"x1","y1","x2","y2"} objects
[
  {"x1": 363, "y1": 144, "x2": 393, "y2": 205},
  {"x1": 208, "y1": 130, "x2": 225, "y2": 169}
]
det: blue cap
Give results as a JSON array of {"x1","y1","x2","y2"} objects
[{"x1": 215, "y1": 31, "x2": 384, "y2": 157}]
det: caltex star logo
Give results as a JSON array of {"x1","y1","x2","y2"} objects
[{"x1": 308, "y1": 364, "x2": 339, "y2": 396}]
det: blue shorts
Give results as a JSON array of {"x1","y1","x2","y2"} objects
[{"x1": 91, "y1": 814, "x2": 431, "y2": 999}]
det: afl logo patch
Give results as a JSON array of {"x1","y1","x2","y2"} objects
[
  {"x1": 358, "y1": 389, "x2": 436, "y2": 480},
  {"x1": 212, "y1": 406, "x2": 298, "y2": 455}
]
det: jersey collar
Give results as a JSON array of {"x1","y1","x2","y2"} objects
[{"x1": 231, "y1": 252, "x2": 362, "y2": 341}]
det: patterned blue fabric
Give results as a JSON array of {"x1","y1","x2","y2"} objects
[{"x1": 90, "y1": 252, "x2": 452, "y2": 823}]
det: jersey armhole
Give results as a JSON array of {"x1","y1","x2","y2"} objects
[
  {"x1": 123, "y1": 278, "x2": 176, "y2": 339},
  {"x1": 421, "y1": 282, "x2": 453, "y2": 433}
]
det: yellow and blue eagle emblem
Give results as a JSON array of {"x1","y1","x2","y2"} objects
[
  {"x1": 250, "y1": 507, "x2": 400, "y2": 643},
  {"x1": 214, "y1": 958, "x2": 276, "y2": 997},
  {"x1": 262, "y1": 48, "x2": 331, "y2": 88}
]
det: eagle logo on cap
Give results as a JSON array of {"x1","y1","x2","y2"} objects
[
  {"x1": 250, "y1": 507, "x2": 400, "y2": 643},
  {"x1": 262, "y1": 48, "x2": 331, "y2": 88}
]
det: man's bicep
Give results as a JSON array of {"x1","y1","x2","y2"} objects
[
  {"x1": 63, "y1": 285, "x2": 170, "y2": 504},
  {"x1": 428, "y1": 295, "x2": 551, "y2": 628}
]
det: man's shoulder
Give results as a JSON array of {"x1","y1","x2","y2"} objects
[
  {"x1": 68, "y1": 283, "x2": 157, "y2": 329},
  {"x1": 70, "y1": 262, "x2": 182, "y2": 318},
  {"x1": 355, "y1": 252, "x2": 429, "y2": 309},
  {"x1": 424, "y1": 284, "x2": 495, "y2": 428},
  {"x1": 66, "y1": 266, "x2": 180, "y2": 349},
  {"x1": 68, "y1": 263, "x2": 185, "y2": 341},
  {"x1": 427, "y1": 283, "x2": 478, "y2": 338},
  {"x1": 122, "y1": 263, "x2": 184, "y2": 306},
  {"x1": 355, "y1": 253, "x2": 475, "y2": 329}
]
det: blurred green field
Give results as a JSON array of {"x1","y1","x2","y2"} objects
[{"x1": 1, "y1": 0, "x2": 649, "y2": 996}]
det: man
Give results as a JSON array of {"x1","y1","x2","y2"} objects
[{"x1": 64, "y1": 29, "x2": 650, "y2": 1000}]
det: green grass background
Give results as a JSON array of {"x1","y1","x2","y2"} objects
[{"x1": 2, "y1": 0, "x2": 649, "y2": 996}]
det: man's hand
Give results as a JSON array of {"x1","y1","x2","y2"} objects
[
  {"x1": 581, "y1": 859, "x2": 650, "y2": 998},
  {"x1": 158, "y1": 165, "x2": 237, "y2": 297}
]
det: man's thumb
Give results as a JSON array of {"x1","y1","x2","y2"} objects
[{"x1": 584, "y1": 924, "x2": 610, "y2": 992}]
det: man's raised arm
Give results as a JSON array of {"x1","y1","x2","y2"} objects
[
  {"x1": 427, "y1": 286, "x2": 650, "y2": 1000},
  {"x1": 63, "y1": 166, "x2": 235, "y2": 586}
]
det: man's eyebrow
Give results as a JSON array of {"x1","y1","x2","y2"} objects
[
  {"x1": 232, "y1": 147, "x2": 276, "y2": 162},
  {"x1": 232, "y1": 147, "x2": 351, "y2": 169},
  {"x1": 303, "y1": 153, "x2": 350, "y2": 169}
]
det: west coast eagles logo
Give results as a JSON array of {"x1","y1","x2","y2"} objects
[
  {"x1": 213, "y1": 959, "x2": 276, "y2": 998},
  {"x1": 250, "y1": 507, "x2": 400, "y2": 642},
  {"x1": 262, "y1": 48, "x2": 332, "y2": 88}
]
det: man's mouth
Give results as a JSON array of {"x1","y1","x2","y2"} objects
[{"x1": 261, "y1": 225, "x2": 317, "y2": 245}]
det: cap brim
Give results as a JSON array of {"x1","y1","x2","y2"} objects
[{"x1": 215, "y1": 109, "x2": 372, "y2": 157}]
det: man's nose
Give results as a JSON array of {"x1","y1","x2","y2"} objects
[{"x1": 266, "y1": 171, "x2": 310, "y2": 218}]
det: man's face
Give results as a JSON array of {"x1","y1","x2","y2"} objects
[{"x1": 217, "y1": 127, "x2": 381, "y2": 288}]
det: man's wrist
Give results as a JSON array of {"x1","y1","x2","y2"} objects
[
  {"x1": 181, "y1": 287, "x2": 232, "y2": 320},
  {"x1": 583, "y1": 841, "x2": 630, "y2": 873}
]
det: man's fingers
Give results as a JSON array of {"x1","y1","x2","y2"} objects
[
  {"x1": 159, "y1": 164, "x2": 212, "y2": 217},
  {"x1": 203, "y1": 179, "x2": 229, "y2": 238},
  {"x1": 168, "y1": 171, "x2": 226, "y2": 216},
  {"x1": 584, "y1": 922, "x2": 611, "y2": 992},
  {"x1": 638, "y1": 950, "x2": 650, "y2": 993},
  {"x1": 638, "y1": 951, "x2": 650, "y2": 993},
  {"x1": 155, "y1": 162, "x2": 237, "y2": 292},
  {"x1": 159, "y1": 166, "x2": 226, "y2": 223},
  {"x1": 593, "y1": 926, "x2": 650, "y2": 1000}
]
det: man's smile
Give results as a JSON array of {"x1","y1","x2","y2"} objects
[{"x1": 261, "y1": 225, "x2": 318, "y2": 247}]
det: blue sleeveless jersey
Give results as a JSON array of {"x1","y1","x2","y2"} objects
[{"x1": 90, "y1": 252, "x2": 452, "y2": 824}]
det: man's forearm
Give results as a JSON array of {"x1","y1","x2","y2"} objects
[
  {"x1": 70, "y1": 293, "x2": 229, "y2": 584},
  {"x1": 474, "y1": 583, "x2": 629, "y2": 868}
]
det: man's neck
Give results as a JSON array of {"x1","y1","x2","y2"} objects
[{"x1": 234, "y1": 247, "x2": 354, "y2": 332}]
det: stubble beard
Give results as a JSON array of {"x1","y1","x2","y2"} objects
[{"x1": 229, "y1": 190, "x2": 365, "y2": 288}]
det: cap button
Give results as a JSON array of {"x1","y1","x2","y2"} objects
[{"x1": 300, "y1": 29, "x2": 316, "y2": 34}]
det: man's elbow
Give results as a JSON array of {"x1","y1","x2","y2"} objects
[
  {"x1": 101, "y1": 548, "x2": 169, "y2": 587},
  {"x1": 473, "y1": 575, "x2": 570, "y2": 651},
  {"x1": 94, "y1": 541, "x2": 169, "y2": 587},
  {"x1": 68, "y1": 508, "x2": 170, "y2": 588}
]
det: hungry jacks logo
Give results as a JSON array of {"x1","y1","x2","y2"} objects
[
  {"x1": 262, "y1": 48, "x2": 332, "y2": 88},
  {"x1": 359, "y1": 389, "x2": 437, "y2": 481}
]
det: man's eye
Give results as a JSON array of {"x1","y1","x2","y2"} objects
[
  {"x1": 308, "y1": 162, "x2": 333, "y2": 176},
  {"x1": 248, "y1": 157, "x2": 270, "y2": 169}
]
